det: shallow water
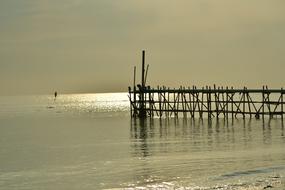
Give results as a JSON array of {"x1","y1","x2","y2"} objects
[{"x1": 0, "y1": 93, "x2": 284, "y2": 189}]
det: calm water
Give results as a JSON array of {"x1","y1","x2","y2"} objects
[{"x1": 0, "y1": 93, "x2": 284, "y2": 190}]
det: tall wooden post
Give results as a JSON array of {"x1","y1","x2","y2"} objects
[
  {"x1": 142, "y1": 50, "x2": 145, "y2": 88},
  {"x1": 139, "y1": 50, "x2": 146, "y2": 118}
]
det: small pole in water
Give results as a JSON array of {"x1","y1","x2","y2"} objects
[{"x1": 54, "y1": 91, "x2": 58, "y2": 101}]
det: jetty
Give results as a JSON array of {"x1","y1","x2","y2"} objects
[{"x1": 128, "y1": 51, "x2": 285, "y2": 119}]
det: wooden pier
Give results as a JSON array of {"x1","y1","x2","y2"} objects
[{"x1": 128, "y1": 51, "x2": 285, "y2": 119}]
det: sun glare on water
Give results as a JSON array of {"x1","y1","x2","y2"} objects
[{"x1": 53, "y1": 92, "x2": 129, "y2": 114}]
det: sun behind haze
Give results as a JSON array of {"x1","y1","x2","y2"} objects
[{"x1": 0, "y1": 0, "x2": 284, "y2": 95}]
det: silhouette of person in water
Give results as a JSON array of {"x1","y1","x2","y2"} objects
[{"x1": 54, "y1": 91, "x2": 57, "y2": 101}]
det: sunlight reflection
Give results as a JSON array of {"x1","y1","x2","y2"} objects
[{"x1": 53, "y1": 93, "x2": 129, "y2": 114}]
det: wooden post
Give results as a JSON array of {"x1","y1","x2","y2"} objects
[
  {"x1": 147, "y1": 86, "x2": 151, "y2": 117},
  {"x1": 187, "y1": 87, "x2": 192, "y2": 118},
  {"x1": 192, "y1": 86, "x2": 195, "y2": 118},
  {"x1": 181, "y1": 87, "x2": 184, "y2": 117},
  {"x1": 171, "y1": 89, "x2": 176, "y2": 115},
  {"x1": 133, "y1": 66, "x2": 137, "y2": 117},
  {"x1": 231, "y1": 87, "x2": 234, "y2": 119},
  {"x1": 128, "y1": 87, "x2": 132, "y2": 117},
  {"x1": 167, "y1": 88, "x2": 170, "y2": 118},
  {"x1": 144, "y1": 64, "x2": 149, "y2": 85},
  {"x1": 266, "y1": 86, "x2": 272, "y2": 118},
  {"x1": 133, "y1": 66, "x2": 136, "y2": 90},
  {"x1": 150, "y1": 89, "x2": 153, "y2": 117},
  {"x1": 209, "y1": 86, "x2": 212, "y2": 119},
  {"x1": 226, "y1": 86, "x2": 229, "y2": 119},
  {"x1": 133, "y1": 86, "x2": 137, "y2": 117},
  {"x1": 162, "y1": 86, "x2": 165, "y2": 117},
  {"x1": 138, "y1": 50, "x2": 146, "y2": 118},
  {"x1": 243, "y1": 87, "x2": 246, "y2": 119},
  {"x1": 195, "y1": 86, "x2": 201, "y2": 118},
  {"x1": 262, "y1": 86, "x2": 265, "y2": 119},
  {"x1": 177, "y1": 87, "x2": 180, "y2": 117},
  {"x1": 201, "y1": 87, "x2": 204, "y2": 118},
  {"x1": 214, "y1": 85, "x2": 218, "y2": 118},
  {"x1": 281, "y1": 88, "x2": 284, "y2": 120},
  {"x1": 158, "y1": 87, "x2": 162, "y2": 117},
  {"x1": 245, "y1": 88, "x2": 251, "y2": 118},
  {"x1": 183, "y1": 87, "x2": 187, "y2": 118},
  {"x1": 221, "y1": 86, "x2": 225, "y2": 118},
  {"x1": 247, "y1": 89, "x2": 252, "y2": 118},
  {"x1": 207, "y1": 86, "x2": 209, "y2": 119},
  {"x1": 141, "y1": 50, "x2": 145, "y2": 88}
]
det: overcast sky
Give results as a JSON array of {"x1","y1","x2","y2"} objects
[{"x1": 0, "y1": 0, "x2": 285, "y2": 95}]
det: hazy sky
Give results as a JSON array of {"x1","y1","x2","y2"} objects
[{"x1": 0, "y1": 0, "x2": 285, "y2": 95}]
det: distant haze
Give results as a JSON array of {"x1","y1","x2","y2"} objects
[{"x1": 0, "y1": 0, "x2": 285, "y2": 95}]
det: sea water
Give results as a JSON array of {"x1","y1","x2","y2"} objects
[{"x1": 0, "y1": 93, "x2": 284, "y2": 190}]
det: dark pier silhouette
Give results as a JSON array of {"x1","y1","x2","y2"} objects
[{"x1": 128, "y1": 51, "x2": 285, "y2": 119}]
